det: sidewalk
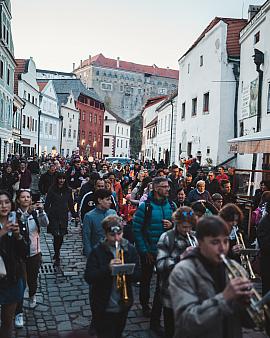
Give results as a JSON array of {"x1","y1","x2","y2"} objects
[{"x1": 13, "y1": 222, "x2": 268, "y2": 338}]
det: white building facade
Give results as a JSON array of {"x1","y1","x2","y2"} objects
[
  {"x1": 174, "y1": 18, "x2": 247, "y2": 167},
  {"x1": 38, "y1": 80, "x2": 60, "y2": 156},
  {"x1": 16, "y1": 58, "x2": 40, "y2": 157},
  {"x1": 232, "y1": 3, "x2": 270, "y2": 172},
  {"x1": 156, "y1": 91, "x2": 178, "y2": 165},
  {"x1": 141, "y1": 96, "x2": 166, "y2": 161},
  {"x1": 103, "y1": 109, "x2": 130, "y2": 158},
  {"x1": 58, "y1": 92, "x2": 79, "y2": 157},
  {"x1": 0, "y1": 0, "x2": 15, "y2": 161}
]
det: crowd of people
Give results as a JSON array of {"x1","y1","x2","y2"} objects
[{"x1": 0, "y1": 152, "x2": 270, "y2": 338}]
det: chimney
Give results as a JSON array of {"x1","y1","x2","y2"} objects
[
  {"x1": 88, "y1": 55, "x2": 91, "y2": 65},
  {"x1": 117, "y1": 57, "x2": 120, "y2": 68},
  {"x1": 248, "y1": 5, "x2": 261, "y2": 21},
  {"x1": 73, "y1": 63, "x2": 75, "y2": 71},
  {"x1": 80, "y1": 60, "x2": 83, "y2": 68}
]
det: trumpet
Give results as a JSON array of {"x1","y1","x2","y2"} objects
[
  {"x1": 233, "y1": 228, "x2": 256, "y2": 280},
  {"x1": 220, "y1": 253, "x2": 270, "y2": 330},
  {"x1": 115, "y1": 241, "x2": 129, "y2": 302},
  {"x1": 187, "y1": 232, "x2": 198, "y2": 247}
]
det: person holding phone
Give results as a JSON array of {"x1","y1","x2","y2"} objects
[
  {"x1": 0, "y1": 190, "x2": 28, "y2": 338},
  {"x1": 14, "y1": 189, "x2": 49, "y2": 329}
]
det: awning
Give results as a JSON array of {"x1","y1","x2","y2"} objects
[{"x1": 228, "y1": 129, "x2": 270, "y2": 154}]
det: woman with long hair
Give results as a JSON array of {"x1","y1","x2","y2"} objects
[
  {"x1": 44, "y1": 172, "x2": 77, "y2": 266},
  {"x1": 14, "y1": 189, "x2": 49, "y2": 329},
  {"x1": 0, "y1": 190, "x2": 27, "y2": 338}
]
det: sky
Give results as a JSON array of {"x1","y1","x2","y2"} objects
[{"x1": 12, "y1": 0, "x2": 265, "y2": 72}]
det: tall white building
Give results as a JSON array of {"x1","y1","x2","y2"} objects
[
  {"x1": 0, "y1": 0, "x2": 15, "y2": 161},
  {"x1": 103, "y1": 108, "x2": 130, "y2": 158},
  {"x1": 37, "y1": 80, "x2": 60, "y2": 156},
  {"x1": 156, "y1": 91, "x2": 178, "y2": 164},
  {"x1": 15, "y1": 58, "x2": 40, "y2": 156},
  {"x1": 141, "y1": 96, "x2": 166, "y2": 161},
  {"x1": 228, "y1": 3, "x2": 270, "y2": 176},
  {"x1": 174, "y1": 17, "x2": 247, "y2": 167}
]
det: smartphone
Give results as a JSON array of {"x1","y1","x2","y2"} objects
[{"x1": 7, "y1": 211, "x2": 16, "y2": 237}]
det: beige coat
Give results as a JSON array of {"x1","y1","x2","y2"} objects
[{"x1": 169, "y1": 254, "x2": 251, "y2": 338}]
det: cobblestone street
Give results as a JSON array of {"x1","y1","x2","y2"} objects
[{"x1": 11, "y1": 222, "x2": 268, "y2": 338}]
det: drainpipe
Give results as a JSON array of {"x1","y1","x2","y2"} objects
[
  {"x1": 37, "y1": 110, "x2": 41, "y2": 157},
  {"x1": 251, "y1": 49, "x2": 264, "y2": 195},
  {"x1": 59, "y1": 114, "x2": 64, "y2": 156},
  {"x1": 169, "y1": 100, "x2": 174, "y2": 165},
  {"x1": 232, "y1": 61, "x2": 240, "y2": 138}
]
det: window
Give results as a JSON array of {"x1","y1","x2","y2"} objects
[
  {"x1": 254, "y1": 31, "x2": 260, "y2": 44},
  {"x1": 104, "y1": 138, "x2": 110, "y2": 147},
  {"x1": 203, "y1": 92, "x2": 209, "y2": 113},
  {"x1": 200, "y1": 55, "x2": 203, "y2": 67},
  {"x1": 117, "y1": 139, "x2": 119, "y2": 147},
  {"x1": 82, "y1": 111, "x2": 85, "y2": 121},
  {"x1": 49, "y1": 123, "x2": 53, "y2": 135},
  {"x1": 27, "y1": 116, "x2": 30, "y2": 129},
  {"x1": 206, "y1": 146, "x2": 210, "y2": 155},
  {"x1": 68, "y1": 129, "x2": 72, "y2": 138},
  {"x1": 120, "y1": 85, "x2": 124, "y2": 92},
  {"x1": 99, "y1": 117, "x2": 102, "y2": 125},
  {"x1": 121, "y1": 140, "x2": 123, "y2": 148},
  {"x1": 63, "y1": 128, "x2": 66, "y2": 137},
  {"x1": 28, "y1": 93, "x2": 31, "y2": 101},
  {"x1": 35, "y1": 120, "x2": 37, "y2": 131},
  {"x1": 81, "y1": 130, "x2": 85, "y2": 138},
  {"x1": 126, "y1": 140, "x2": 128, "y2": 148},
  {"x1": 105, "y1": 125, "x2": 109, "y2": 133},
  {"x1": 89, "y1": 113, "x2": 92, "y2": 122},
  {"x1": 22, "y1": 115, "x2": 26, "y2": 129},
  {"x1": 100, "y1": 82, "x2": 113, "y2": 91},
  {"x1": 73, "y1": 130, "x2": 76, "y2": 139},
  {"x1": 192, "y1": 98, "x2": 197, "y2": 116},
  {"x1": 105, "y1": 115, "x2": 108, "y2": 120},
  {"x1": 98, "y1": 134, "x2": 101, "y2": 142},
  {"x1": 45, "y1": 122, "x2": 48, "y2": 134},
  {"x1": 0, "y1": 60, "x2": 3, "y2": 79},
  {"x1": 168, "y1": 114, "x2": 171, "y2": 131},
  {"x1": 94, "y1": 114, "x2": 97, "y2": 124},
  {"x1": 7, "y1": 68, "x2": 10, "y2": 85},
  {"x1": 88, "y1": 131, "x2": 92, "y2": 141},
  {"x1": 121, "y1": 127, "x2": 123, "y2": 135},
  {"x1": 181, "y1": 102, "x2": 186, "y2": 120},
  {"x1": 188, "y1": 63, "x2": 190, "y2": 74},
  {"x1": 267, "y1": 83, "x2": 270, "y2": 113}
]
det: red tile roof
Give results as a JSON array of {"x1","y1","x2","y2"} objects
[
  {"x1": 37, "y1": 81, "x2": 48, "y2": 92},
  {"x1": 14, "y1": 59, "x2": 29, "y2": 95},
  {"x1": 180, "y1": 17, "x2": 247, "y2": 60},
  {"x1": 77, "y1": 54, "x2": 179, "y2": 80}
]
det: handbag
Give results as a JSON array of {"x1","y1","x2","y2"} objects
[{"x1": 0, "y1": 255, "x2": 6, "y2": 279}]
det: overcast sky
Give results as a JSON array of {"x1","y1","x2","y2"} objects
[{"x1": 12, "y1": 0, "x2": 265, "y2": 72}]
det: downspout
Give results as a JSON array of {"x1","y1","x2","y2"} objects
[
  {"x1": 37, "y1": 110, "x2": 41, "y2": 157},
  {"x1": 59, "y1": 113, "x2": 64, "y2": 156},
  {"x1": 232, "y1": 61, "x2": 240, "y2": 138},
  {"x1": 169, "y1": 100, "x2": 174, "y2": 165},
  {"x1": 251, "y1": 49, "x2": 264, "y2": 195}
]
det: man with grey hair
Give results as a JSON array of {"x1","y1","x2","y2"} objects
[
  {"x1": 187, "y1": 180, "x2": 213, "y2": 204},
  {"x1": 133, "y1": 176, "x2": 176, "y2": 336}
]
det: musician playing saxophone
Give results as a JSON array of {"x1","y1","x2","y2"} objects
[
  {"x1": 169, "y1": 216, "x2": 254, "y2": 338},
  {"x1": 84, "y1": 215, "x2": 140, "y2": 338},
  {"x1": 156, "y1": 206, "x2": 197, "y2": 338}
]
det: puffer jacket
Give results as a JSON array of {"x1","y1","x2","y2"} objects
[
  {"x1": 132, "y1": 192, "x2": 175, "y2": 255},
  {"x1": 156, "y1": 229, "x2": 195, "y2": 307},
  {"x1": 169, "y1": 250, "x2": 251, "y2": 338}
]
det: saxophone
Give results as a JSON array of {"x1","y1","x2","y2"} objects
[
  {"x1": 220, "y1": 253, "x2": 270, "y2": 330},
  {"x1": 115, "y1": 241, "x2": 129, "y2": 302}
]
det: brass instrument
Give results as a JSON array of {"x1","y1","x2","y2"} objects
[
  {"x1": 187, "y1": 232, "x2": 198, "y2": 247},
  {"x1": 115, "y1": 241, "x2": 129, "y2": 302},
  {"x1": 233, "y1": 228, "x2": 256, "y2": 280},
  {"x1": 220, "y1": 253, "x2": 270, "y2": 330}
]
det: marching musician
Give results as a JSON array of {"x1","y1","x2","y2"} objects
[
  {"x1": 219, "y1": 203, "x2": 245, "y2": 262},
  {"x1": 156, "y1": 206, "x2": 197, "y2": 338},
  {"x1": 84, "y1": 215, "x2": 140, "y2": 338},
  {"x1": 169, "y1": 216, "x2": 253, "y2": 338}
]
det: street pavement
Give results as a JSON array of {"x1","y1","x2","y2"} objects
[{"x1": 12, "y1": 221, "x2": 268, "y2": 338}]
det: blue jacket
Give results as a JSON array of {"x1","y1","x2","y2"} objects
[
  {"x1": 132, "y1": 193, "x2": 175, "y2": 255},
  {"x1": 83, "y1": 207, "x2": 117, "y2": 257}
]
